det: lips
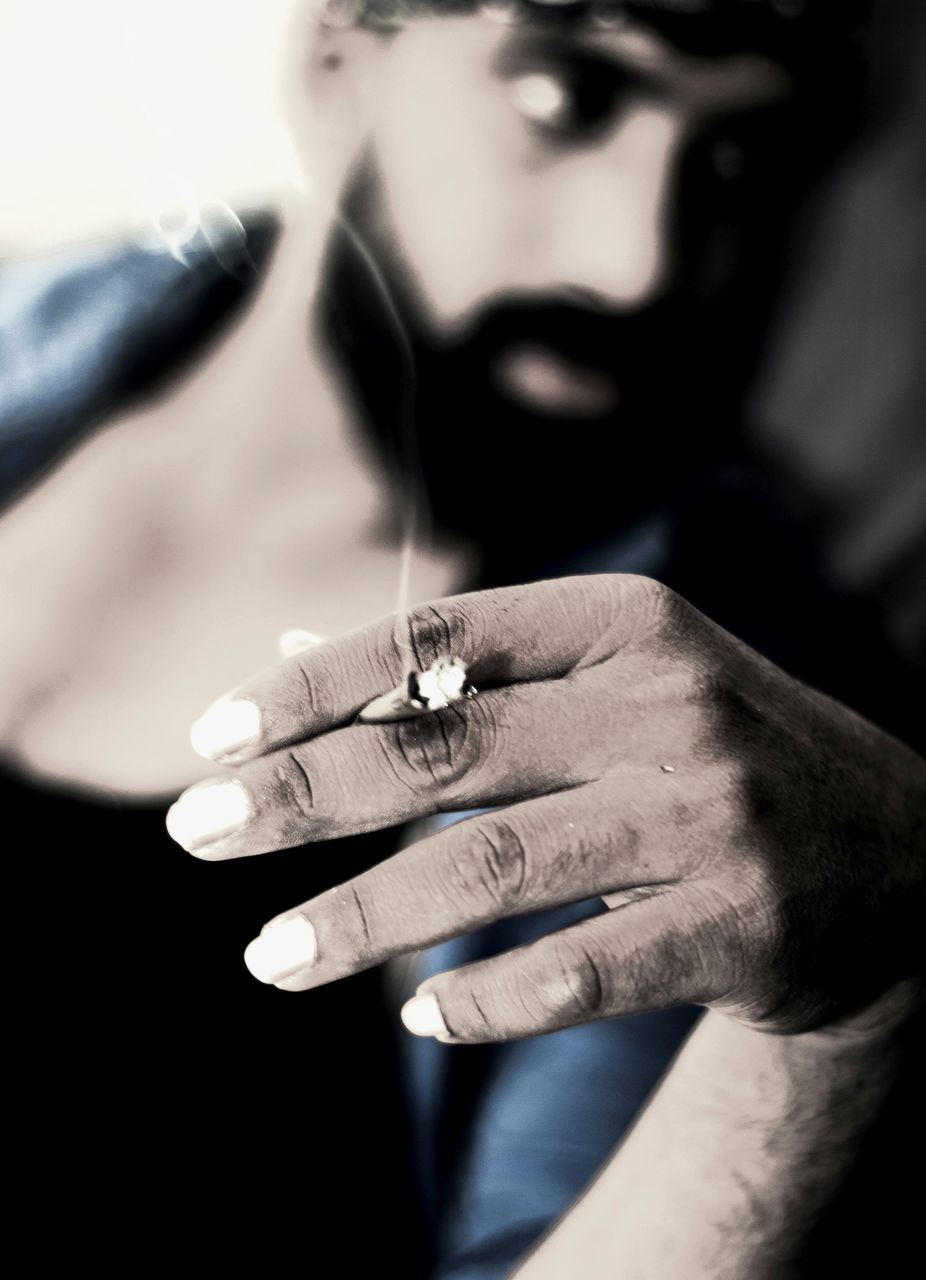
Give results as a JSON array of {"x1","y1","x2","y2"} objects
[{"x1": 491, "y1": 342, "x2": 621, "y2": 419}]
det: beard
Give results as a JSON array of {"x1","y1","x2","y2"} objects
[{"x1": 313, "y1": 150, "x2": 776, "y2": 585}]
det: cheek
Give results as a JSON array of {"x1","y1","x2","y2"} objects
[{"x1": 371, "y1": 38, "x2": 529, "y2": 331}]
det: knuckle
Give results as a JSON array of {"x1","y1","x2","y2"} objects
[
  {"x1": 404, "y1": 600, "x2": 474, "y2": 673},
  {"x1": 716, "y1": 682, "x2": 764, "y2": 728},
  {"x1": 327, "y1": 879, "x2": 379, "y2": 964},
  {"x1": 455, "y1": 818, "x2": 531, "y2": 913},
  {"x1": 696, "y1": 668, "x2": 728, "y2": 711},
  {"x1": 286, "y1": 648, "x2": 328, "y2": 723},
  {"x1": 629, "y1": 575, "x2": 685, "y2": 635},
  {"x1": 684, "y1": 867, "x2": 782, "y2": 1009},
  {"x1": 268, "y1": 748, "x2": 318, "y2": 836},
  {"x1": 534, "y1": 938, "x2": 609, "y2": 1023},
  {"x1": 702, "y1": 759, "x2": 755, "y2": 836},
  {"x1": 690, "y1": 671, "x2": 767, "y2": 755},
  {"x1": 559, "y1": 941, "x2": 609, "y2": 1019},
  {"x1": 638, "y1": 896, "x2": 732, "y2": 1007},
  {"x1": 455, "y1": 985, "x2": 497, "y2": 1038},
  {"x1": 715, "y1": 755, "x2": 785, "y2": 840},
  {"x1": 388, "y1": 696, "x2": 492, "y2": 798},
  {"x1": 599, "y1": 576, "x2": 695, "y2": 665},
  {"x1": 700, "y1": 885, "x2": 795, "y2": 1026}
]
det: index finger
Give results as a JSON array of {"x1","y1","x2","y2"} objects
[{"x1": 189, "y1": 574, "x2": 658, "y2": 763}]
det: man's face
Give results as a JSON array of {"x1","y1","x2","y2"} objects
[
  {"x1": 316, "y1": 3, "x2": 817, "y2": 568},
  {"x1": 363, "y1": 7, "x2": 790, "y2": 417}
]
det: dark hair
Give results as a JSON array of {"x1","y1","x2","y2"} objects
[{"x1": 321, "y1": 0, "x2": 870, "y2": 57}]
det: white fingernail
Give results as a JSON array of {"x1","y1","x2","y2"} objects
[
  {"x1": 244, "y1": 915, "x2": 318, "y2": 983},
  {"x1": 166, "y1": 779, "x2": 250, "y2": 851},
  {"x1": 279, "y1": 629, "x2": 327, "y2": 658},
  {"x1": 401, "y1": 993, "x2": 448, "y2": 1038},
  {"x1": 190, "y1": 698, "x2": 261, "y2": 760}
]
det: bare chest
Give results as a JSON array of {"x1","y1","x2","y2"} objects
[{"x1": 0, "y1": 393, "x2": 469, "y2": 794}]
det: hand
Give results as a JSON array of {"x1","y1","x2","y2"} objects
[{"x1": 167, "y1": 575, "x2": 926, "y2": 1041}]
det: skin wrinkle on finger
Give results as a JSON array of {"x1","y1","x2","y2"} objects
[
  {"x1": 290, "y1": 655, "x2": 323, "y2": 729},
  {"x1": 279, "y1": 747, "x2": 317, "y2": 818},
  {"x1": 564, "y1": 935, "x2": 610, "y2": 1019}
]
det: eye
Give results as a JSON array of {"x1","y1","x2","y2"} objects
[
  {"x1": 505, "y1": 57, "x2": 624, "y2": 142},
  {"x1": 509, "y1": 72, "x2": 570, "y2": 129}
]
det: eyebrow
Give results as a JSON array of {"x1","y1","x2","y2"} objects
[
  {"x1": 507, "y1": 1, "x2": 814, "y2": 63},
  {"x1": 496, "y1": 21, "x2": 793, "y2": 117},
  {"x1": 621, "y1": 3, "x2": 791, "y2": 59}
]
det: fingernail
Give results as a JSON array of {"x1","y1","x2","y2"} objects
[
  {"x1": 190, "y1": 698, "x2": 262, "y2": 760},
  {"x1": 401, "y1": 993, "x2": 448, "y2": 1038},
  {"x1": 244, "y1": 915, "x2": 318, "y2": 983},
  {"x1": 166, "y1": 779, "x2": 250, "y2": 852}
]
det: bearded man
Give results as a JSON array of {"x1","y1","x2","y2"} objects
[{"x1": 1, "y1": 2, "x2": 922, "y2": 1276}]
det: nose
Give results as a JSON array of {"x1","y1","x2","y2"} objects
[{"x1": 533, "y1": 103, "x2": 682, "y2": 311}]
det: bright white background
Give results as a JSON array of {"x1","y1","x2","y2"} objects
[{"x1": 0, "y1": 0, "x2": 306, "y2": 256}]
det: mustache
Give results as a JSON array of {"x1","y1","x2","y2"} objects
[{"x1": 435, "y1": 294, "x2": 685, "y2": 381}]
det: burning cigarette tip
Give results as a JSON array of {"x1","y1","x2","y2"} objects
[{"x1": 357, "y1": 656, "x2": 476, "y2": 724}]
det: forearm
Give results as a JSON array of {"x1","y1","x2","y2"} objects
[{"x1": 512, "y1": 989, "x2": 921, "y2": 1280}]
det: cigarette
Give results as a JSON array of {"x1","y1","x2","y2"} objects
[{"x1": 357, "y1": 656, "x2": 477, "y2": 724}]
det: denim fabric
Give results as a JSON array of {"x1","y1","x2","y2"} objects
[
  {"x1": 436, "y1": 1006, "x2": 702, "y2": 1280},
  {"x1": 400, "y1": 808, "x2": 701, "y2": 1279},
  {"x1": 410, "y1": 893, "x2": 700, "y2": 1280},
  {"x1": 0, "y1": 218, "x2": 275, "y2": 504}
]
